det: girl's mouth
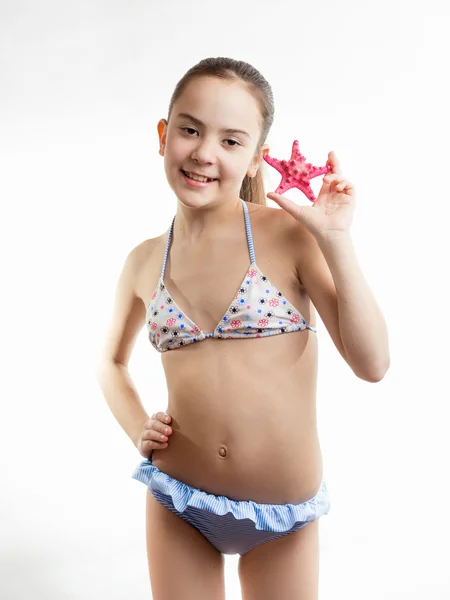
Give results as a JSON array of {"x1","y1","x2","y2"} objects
[{"x1": 181, "y1": 169, "x2": 218, "y2": 187}]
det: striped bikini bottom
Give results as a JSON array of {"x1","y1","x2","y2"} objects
[{"x1": 131, "y1": 455, "x2": 331, "y2": 557}]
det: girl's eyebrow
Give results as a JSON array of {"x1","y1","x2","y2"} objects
[{"x1": 176, "y1": 112, "x2": 251, "y2": 139}]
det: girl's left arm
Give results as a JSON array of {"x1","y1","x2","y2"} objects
[
  {"x1": 268, "y1": 149, "x2": 390, "y2": 382},
  {"x1": 315, "y1": 231, "x2": 390, "y2": 382}
]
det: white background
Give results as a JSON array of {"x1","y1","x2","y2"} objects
[{"x1": 1, "y1": 1, "x2": 449, "y2": 598}]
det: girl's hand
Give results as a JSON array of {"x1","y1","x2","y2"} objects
[
  {"x1": 267, "y1": 151, "x2": 356, "y2": 239},
  {"x1": 136, "y1": 412, "x2": 173, "y2": 459}
]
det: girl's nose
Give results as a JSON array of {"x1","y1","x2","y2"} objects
[{"x1": 190, "y1": 140, "x2": 216, "y2": 164}]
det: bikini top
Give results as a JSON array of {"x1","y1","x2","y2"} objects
[{"x1": 146, "y1": 198, "x2": 317, "y2": 352}]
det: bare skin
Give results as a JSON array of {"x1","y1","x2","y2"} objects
[
  {"x1": 97, "y1": 75, "x2": 368, "y2": 598},
  {"x1": 135, "y1": 201, "x2": 324, "y2": 505}
]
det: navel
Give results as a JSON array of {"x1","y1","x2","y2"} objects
[{"x1": 217, "y1": 444, "x2": 228, "y2": 459}]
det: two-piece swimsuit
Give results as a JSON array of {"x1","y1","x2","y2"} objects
[{"x1": 132, "y1": 198, "x2": 330, "y2": 556}]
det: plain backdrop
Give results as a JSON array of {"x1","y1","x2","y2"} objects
[{"x1": 1, "y1": 0, "x2": 449, "y2": 598}]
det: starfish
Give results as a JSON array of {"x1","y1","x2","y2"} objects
[{"x1": 263, "y1": 140, "x2": 332, "y2": 203}]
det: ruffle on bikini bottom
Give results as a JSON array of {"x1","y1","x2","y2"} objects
[{"x1": 131, "y1": 455, "x2": 330, "y2": 533}]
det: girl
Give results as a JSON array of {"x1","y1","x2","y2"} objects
[{"x1": 97, "y1": 57, "x2": 390, "y2": 600}]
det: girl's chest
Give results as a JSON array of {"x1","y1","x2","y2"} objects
[{"x1": 149, "y1": 249, "x2": 306, "y2": 336}]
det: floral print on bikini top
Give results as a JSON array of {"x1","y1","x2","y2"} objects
[{"x1": 146, "y1": 199, "x2": 317, "y2": 352}]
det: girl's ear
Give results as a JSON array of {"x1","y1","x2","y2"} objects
[
  {"x1": 158, "y1": 119, "x2": 168, "y2": 156},
  {"x1": 247, "y1": 144, "x2": 270, "y2": 177},
  {"x1": 262, "y1": 145, "x2": 270, "y2": 159}
]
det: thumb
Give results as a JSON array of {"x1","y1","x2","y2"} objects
[{"x1": 267, "y1": 192, "x2": 310, "y2": 224}]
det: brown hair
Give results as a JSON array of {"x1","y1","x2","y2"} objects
[{"x1": 166, "y1": 57, "x2": 275, "y2": 206}]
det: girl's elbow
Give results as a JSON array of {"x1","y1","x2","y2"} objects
[{"x1": 353, "y1": 357, "x2": 390, "y2": 383}]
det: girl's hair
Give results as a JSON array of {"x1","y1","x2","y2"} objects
[{"x1": 166, "y1": 57, "x2": 275, "y2": 206}]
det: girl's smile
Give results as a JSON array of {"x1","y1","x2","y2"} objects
[{"x1": 180, "y1": 169, "x2": 219, "y2": 187}]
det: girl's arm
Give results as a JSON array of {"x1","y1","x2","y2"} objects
[
  {"x1": 96, "y1": 243, "x2": 152, "y2": 447},
  {"x1": 292, "y1": 223, "x2": 390, "y2": 382},
  {"x1": 316, "y1": 231, "x2": 390, "y2": 381},
  {"x1": 269, "y1": 151, "x2": 390, "y2": 383}
]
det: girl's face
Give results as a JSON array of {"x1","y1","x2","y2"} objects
[{"x1": 158, "y1": 76, "x2": 269, "y2": 206}]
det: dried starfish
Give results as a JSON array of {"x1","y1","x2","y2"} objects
[{"x1": 263, "y1": 140, "x2": 332, "y2": 203}]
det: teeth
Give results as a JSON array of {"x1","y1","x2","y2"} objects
[{"x1": 184, "y1": 171, "x2": 215, "y2": 183}]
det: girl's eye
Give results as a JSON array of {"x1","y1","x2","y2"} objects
[
  {"x1": 225, "y1": 139, "x2": 239, "y2": 147},
  {"x1": 181, "y1": 127, "x2": 240, "y2": 147}
]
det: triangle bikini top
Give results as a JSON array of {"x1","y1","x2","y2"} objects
[{"x1": 146, "y1": 198, "x2": 317, "y2": 352}]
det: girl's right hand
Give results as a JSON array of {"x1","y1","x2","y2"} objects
[{"x1": 137, "y1": 412, "x2": 172, "y2": 458}]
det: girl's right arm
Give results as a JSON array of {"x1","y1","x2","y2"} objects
[{"x1": 96, "y1": 242, "x2": 161, "y2": 451}]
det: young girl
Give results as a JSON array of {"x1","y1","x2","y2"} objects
[{"x1": 97, "y1": 57, "x2": 390, "y2": 599}]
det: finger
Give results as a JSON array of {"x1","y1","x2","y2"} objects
[
  {"x1": 144, "y1": 420, "x2": 167, "y2": 437},
  {"x1": 143, "y1": 428, "x2": 170, "y2": 442},
  {"x1": 267, "y1": 192, "x2": 304, "y2": 220},
  {"x1": 149, "y1": 412, "x2": 171, "y2": 425},
  {"x1": 323, "y1": 175, "x2": 353, "y2": 193},
  {"x1": 148, "y1": 418, "x2": 172, "y2": 436},
  {"x1": 160, "y1": 422, "x2": 172, "y2": 435},
  {"x1": 323, "y1": 173, "x2": 345, "y2": 184},
  {"x1": 143, "y1": 439, "x2": 168, "y2": 451},
  {"x1": 327, "y1": 151, "x2": 342, "y2": 175},
  {"x1": 155, "y1": 411, "x2": 171, "y2": 423},
  {"x1": 335, "y1": 180, "x2": 353, "y2": 192},
  {"x1": 335, "y1": 180, "x2": 348, "y2": 191}
]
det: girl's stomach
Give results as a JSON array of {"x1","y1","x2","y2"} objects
[{"x1": 151, "y1": 332, "x2": 323, "y2": 504}]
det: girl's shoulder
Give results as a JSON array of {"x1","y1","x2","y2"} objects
[
  {"x1": 249, "y1": 201, "x2": 310, "y2": 247},
  {"x1": 131, "y1": 223, "x2": 171, "y2": 266}
]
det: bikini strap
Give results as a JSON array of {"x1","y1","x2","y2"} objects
[
  {"x1": 160, "y1": 216, "x2": 176, "y2": 280},
  {"x1": 162, "y1": 202, "x2": 254, "y2": 280},
  {"x1": 240, "y1": 198, "x2": 256, "y2": 264}
]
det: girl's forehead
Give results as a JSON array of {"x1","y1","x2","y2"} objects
[{"x1": 175, "y1": 77, "x2": 261, "y2": 131}]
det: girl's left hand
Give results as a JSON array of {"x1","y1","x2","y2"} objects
[{"x1": 267, "y1": 151, "x2": 356, "y2": 239}]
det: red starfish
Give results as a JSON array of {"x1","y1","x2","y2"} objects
[{"x1": 263, "y1": 140, "x2": 332, "y2": 203}]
